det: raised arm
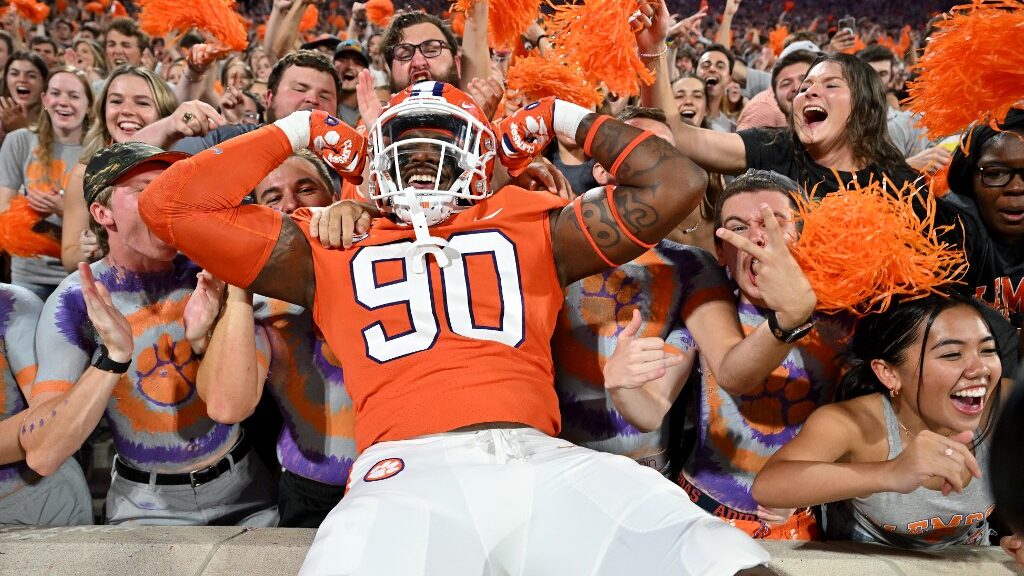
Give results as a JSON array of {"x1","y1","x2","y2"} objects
[
  {"x1": 603, "y1": 309, "x2": 695, "y2": 432},
  {"x1": 60, "y1": 163, "x2": 92, "y2": 271},
  {"x1": 459, "y1": 0, "x2": 491, "y2": 93},
  {"x1": 639, "y1": 0, "x2": 747, "y2": 175},
  {"x1": 139, "y1": 111, "x2": 366, "y2": 308},
  {"x1": 549, "y1": 108, "x2": 706, "y2": 285},
  {"x1": 715, "y1": 0, "x2": 741, "y2": 49}
]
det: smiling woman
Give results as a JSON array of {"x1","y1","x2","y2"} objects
[
  {"x1": 752, "y1": 293, "x2": 1003, "y2": 550},
  {"x1": 0, "y1": 66, "x2": 92, "y2": 300},
  {"x1": 59, "y1": 65, "x2": 178, "y2": 272},
  {"x1": 0, "y1": 52, "x2": 48, "y2": 143},
  {"x1": 648, "y1": 47, "x2": 917, "y2": 197}
]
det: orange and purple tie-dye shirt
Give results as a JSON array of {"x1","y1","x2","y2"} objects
[
  {"x1": 33, "y1": 257, "x2": 255, "y2": 472},
  {"x1": 254, "y1": 297, "x2": 357, "y2": 486}
]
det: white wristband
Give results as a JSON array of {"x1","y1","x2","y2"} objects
[
  {"x1": 552, "y1": 100, "x2": 591, "y2": 141},
  {"x1": 272, "y1": 110, "x2": 312, "y2": 152}
]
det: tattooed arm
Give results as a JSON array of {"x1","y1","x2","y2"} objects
[{"x1": 550, "y1": 113, "x2": 708, "y2": 286}]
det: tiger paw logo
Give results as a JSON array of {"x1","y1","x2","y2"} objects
[
  {"x1": 364, "y1": 458, "x2": 404, "y2": 482},
  {"x1": 134, "y1": 333, "x2": 198, "y2": 407}
]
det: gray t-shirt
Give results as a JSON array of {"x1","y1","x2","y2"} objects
[{"x1": 0, "y1": 129, "x2": 82, "y2": 289}]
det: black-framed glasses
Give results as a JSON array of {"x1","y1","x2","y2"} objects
[
  {"x1": 392, "y1": 39, "x2": 448, "y2": 62},
  {"x1": 978, "y1": 166, "x2": 1024, "y2": 187}
]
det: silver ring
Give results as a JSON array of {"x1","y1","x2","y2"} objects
[
  {"x1": 182, "y1": 112, "x2": 195, "y2": 123},
  {"x1": 944, "y1": 447, "x2": 954, "y2": 457}
]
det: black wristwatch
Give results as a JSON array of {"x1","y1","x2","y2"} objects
[
  {"x1": 93, "y1": 345, "x2": 131, "y2": 374},
  {"x1": 767, "y1": 311, "x2": 815, "y2": 344}
]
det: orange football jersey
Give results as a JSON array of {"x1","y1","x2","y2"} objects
[{"x1": 292, "y1": 187, "x2": 569, "y2": 452}]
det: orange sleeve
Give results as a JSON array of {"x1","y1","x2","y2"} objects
[{"x1": 139, "y1": 126, "x2": 292, "y2": 288}]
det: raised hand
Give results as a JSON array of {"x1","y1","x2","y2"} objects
[
  {"x1": 466, "y1": 63, "x2": 505, "y2": 120},
  {"x1": 183, "y1": 270, "x2": 227, "y2": 355},
  {"x1": 308, "y1": 200, "x2": 379, "y2": 249},
  {"x1": 493, "y1": 96, "x2": 556, "y2": 177},
  {"x1": 884, "y1": 430, "x2": 981, "y2": 496},
  {"x1": 715, "y1": 203, "x2": 816, "y2": 328},
  {"x1": 79, "y1": 263, "x2": 133, "y2": 363},
  {"x1": 668, "y1": 6, "x2": 708, "y2": 44},
  {"x1": 0, "y1": 97, "x2": 28, "y2": 132},
  {"x1": 356, "y1": 68, "x2": 383, "y2": 129},
  {"x1": 187, "y1": 43, "x2": 232, "y2": 77},
  {"x1": 633, "y1": 0, "x2": 671, "y2": 55},
  {"x1": 603, "y1": 309, "x2": 686, "y2": 391},
  {"x1": 169, "y1": 100, "x2": 226, "y2": 139},
  {"x1": 308, "y1": 110, "x2": 367, "y2": 185},
  {"x1": 218, "y1": 87, "x2": 246, "y2": 125}
]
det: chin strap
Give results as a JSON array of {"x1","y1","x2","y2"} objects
[{"x1": 401, "y1": 186, "x2": 453, "y2": 273}]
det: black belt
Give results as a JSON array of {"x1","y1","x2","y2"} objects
[{"x1": 114, "y1": 434, "x2": 250, "y2": 488}]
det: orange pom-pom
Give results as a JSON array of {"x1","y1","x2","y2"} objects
[
  {"x1": 450, "y1": 10, "x2": 466, "y2": 37},
  {"x1": 7, "y1": 0, "x2": 50, "y2": 24},
  {"x1": 791, "y1": 177, "x2": 966, "y2": 316},
  {"x1": 506, "y1": 55, "x2": 603, "y2": 109},
  {"x1": 56, "y1": 0, "x2": 68, "y2": 13},
  {"x1": 452, "y1": 0, "x2": 541, "y2": 50},
  {"x1": 84, "y1": 1, "x2": 104, "y2": 13},
  {"x1": 137, "y1": 0, "x2": 249, "y2": 52},
  {"x1": 906, "y1": 1, "x2": 1024, "y2": 139},
  {"x1": 0, "y1": 197, "x2": 61, "y2": 258},
  {"x1": 257, "y1": 23, "x2": 267, "y2": 40},
  {"x1": 330, "y1": 14, "x2": 347, "y2": 32},
  {"x1": 768, "y1": 25, "x2": 788, "y2": 56},
  {"x1": 546, "y1": 0, "x2": 654, "y2": 98},
  {"x1": 783, "y1": 1, "x2": 795, "y2": 12},
  {"x1": 299, "y1": 4, "x2": 318, "y2": 32},
  {"x1": 111, "y1": 0, "x2": 127, "y2": 17},
  {"x1": 365, "y1": 0, "x2": 394, "y2": 27}
]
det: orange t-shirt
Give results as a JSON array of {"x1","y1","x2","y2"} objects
[{"x1": 292, "y1": 188, "x2": 569, "y2": 452}]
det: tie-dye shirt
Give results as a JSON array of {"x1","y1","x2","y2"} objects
[
  {"x1": 553, "y1": 243, "x2": 732, "y2": 462},
  {"x1": 34, "y1": 256, "x2": 243, "y2": 472},
  {"x1": 253, "y1": 297, "x2": 357, "y2": 486},
  {"x1": 680, "y1": 302, "x2": 851, "y2": 513},
  {"x1": 0, "y1": 284, "x2": 42, "y2": 498}
]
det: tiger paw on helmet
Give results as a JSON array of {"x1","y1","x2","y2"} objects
[
  {"x1": 494, "y1": 97, "x2": 556, "y2": 177},
  {"x1": 309, "y1": 110, "x2": 367, "y2": 185}
]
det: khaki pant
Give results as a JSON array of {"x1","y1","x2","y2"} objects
[{"x1": 0, "y1": 459, "x2": 92, "y2": 526}]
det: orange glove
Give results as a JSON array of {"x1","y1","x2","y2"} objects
[
  {"x1": 494, "y1": 97, "x2": 556, "y2": 177},
  {"x1": 309, "y1": 110, "x2": 367, "y2": 185}
]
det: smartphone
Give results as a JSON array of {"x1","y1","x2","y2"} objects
[{"x1": 837, "y1": 16, "x2": 856, "y2": 34}]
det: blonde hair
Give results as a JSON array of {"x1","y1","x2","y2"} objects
[
  {"x1": 34, "y1": 66, "x2": 93, "y2": 188},
  {"x1": 80, "y1": 64, "x2": 177, "y2": 162}
]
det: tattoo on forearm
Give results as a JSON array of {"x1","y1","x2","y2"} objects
[
  {"x1": 580, "y1": 193, "x2": 622, "y2": 249},
  {"x1": 22, "y1": 399, "x2": 67, "y2": 435}
]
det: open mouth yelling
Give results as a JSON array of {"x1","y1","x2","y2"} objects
[
  {"x1": 410, "y1": 70, "x2": 433, "y2": 83},
  {"x1": 341, "y1": 70, "x2": 359, "y2": 82},
  {"x1": 705, "y1": 77, "x2": 720, "y2": 88},
  {"x1": 14, "y1": 85, "x2": 31, "y2": 99},
  {"x1": 802, "y1": 105, "x2": 828, "y2": 129},
  {"x1": 950, "y1": 386, "x2": 987, "y2": 416}
]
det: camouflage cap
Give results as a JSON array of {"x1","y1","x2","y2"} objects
[{"x1": 83, "y1": 142, "x2": 190, "y2": 206}]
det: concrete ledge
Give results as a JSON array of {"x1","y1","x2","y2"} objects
[{"x1": 1, "y1": 526, "x2": 1022, "y2": 575}]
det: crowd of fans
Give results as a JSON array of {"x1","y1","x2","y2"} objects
[{"x1": 0, "y1": 0, "x2": 1022, "y2": 572}]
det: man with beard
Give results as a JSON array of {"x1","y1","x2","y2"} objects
[{"x1": 381, "y1": 13, "x2": 461, "y2": 93}]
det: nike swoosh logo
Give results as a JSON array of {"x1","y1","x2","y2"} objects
[{"x1": 475, "y1": 208, "x2": 503, "y2": 221}]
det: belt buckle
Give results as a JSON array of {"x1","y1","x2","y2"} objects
[{"x1": 189, "y1": 469, "x2": 205, "y2": 489}]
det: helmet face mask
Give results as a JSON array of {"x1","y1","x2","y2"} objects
[{"x1": 368, "y1": 82, "x2": 496, "y2": 227}]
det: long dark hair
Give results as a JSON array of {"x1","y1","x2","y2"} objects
[
  {"x1": 839, "y1": 293, "x2": 1003, "y2": 448},
  {"x1": 787, "y1": 53, "x2": 907, "y2": 177}
]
